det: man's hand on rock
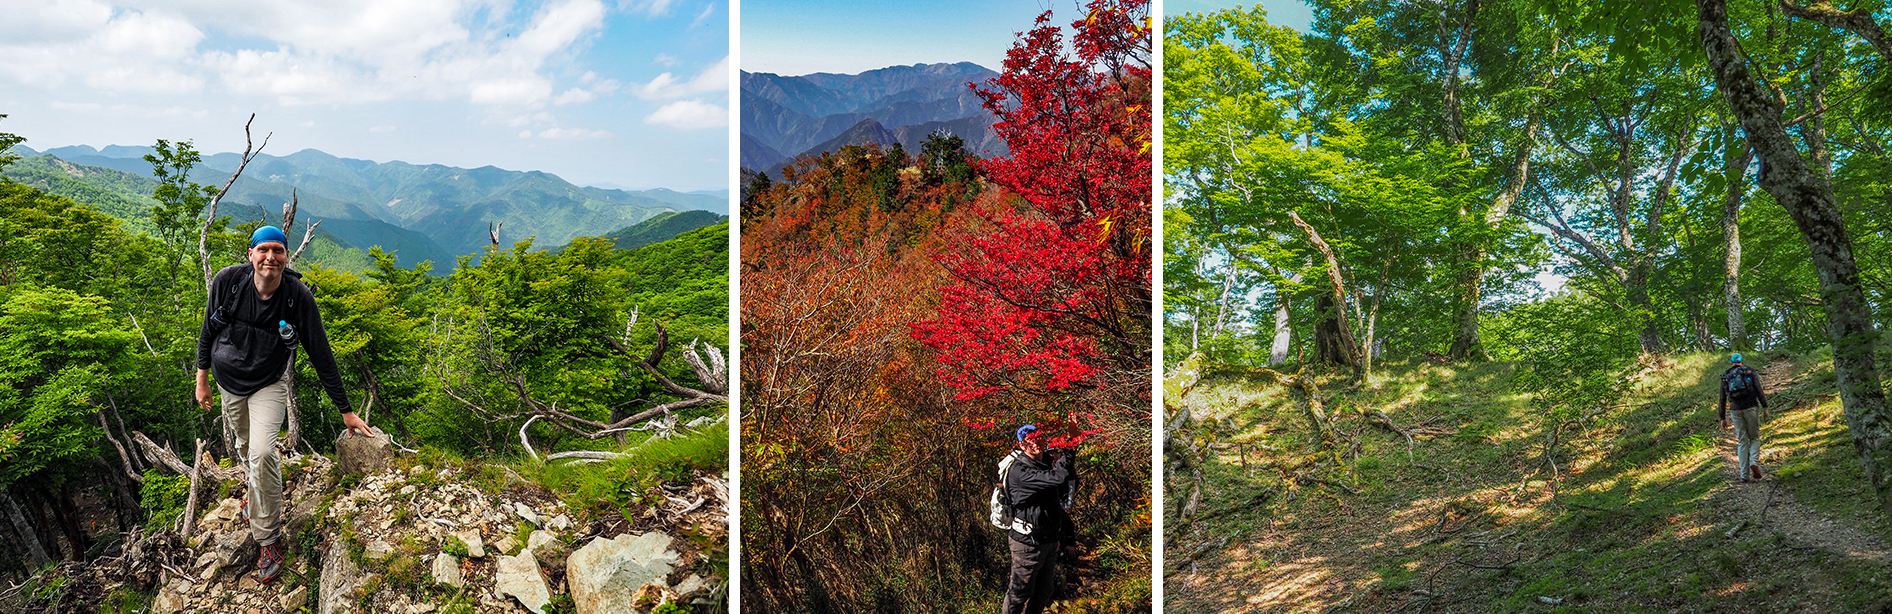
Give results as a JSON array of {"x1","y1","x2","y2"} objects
[{"x1": 342, "y1": 412, "x2": 373, "y2": 437}]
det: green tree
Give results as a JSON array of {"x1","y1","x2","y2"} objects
[
  {"x1": 0, "y1": 285, "x2": 136, "y2": 487},
  {"x1": 143, "y1": 139, "x2": 220, "y2": 284}
]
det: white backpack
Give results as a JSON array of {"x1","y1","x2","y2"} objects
[{"x1": 987, "y1": 449, "x2": 1034, "y2": 534}]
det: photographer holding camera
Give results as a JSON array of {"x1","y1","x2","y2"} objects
[{"x1": 1003, "y1": 424, "x2": 1078, "y2": 614}]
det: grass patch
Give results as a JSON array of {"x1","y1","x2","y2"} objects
[
  {"x1": 528, "y1": 420, "x2": 727, "y2": 521},
  {"x1": 1168, "y1": 350, "x2": 1892, "y2": 613}
]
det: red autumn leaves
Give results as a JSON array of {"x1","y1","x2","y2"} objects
[{"x1": 912, "y1": 0, "x2": 1151, "y2": 454}]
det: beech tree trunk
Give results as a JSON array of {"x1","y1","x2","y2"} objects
[
  {"x1": 1702, "y1": 0, "x2": 1892, "y2": 516},
  {"x1": 1724, "y1": 139, "x2": 1754, "y2": 351},
  {"x1": 1270, "y1": 289, "x2": 1292, "y2": 366},
  {"x1": 1450, "y1": 112, "x2": 1540, "y2": 360},
  {"x1": 1, "y1": 487, "x2": 52, "y2": 567},
  {"x1": 1288, "y1": 211, "x2": 1362, "y2": 371}
]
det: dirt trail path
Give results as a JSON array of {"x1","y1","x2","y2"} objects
[{"x1": 1710, "y1": 360, "x2": 1892, "y2": 564}]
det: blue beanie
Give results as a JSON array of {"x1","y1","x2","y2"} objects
[
  {"x1": 250, "y1": 226, "x2": 288, "y2": 249},
  {"x1": 1731, "y1": 353, "x2": 1744, "y2": 363},
  {"x1": 1016, "y1": 424, "x2": 1038, "y2": 442}
]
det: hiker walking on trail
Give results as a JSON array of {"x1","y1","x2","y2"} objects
[
  {"x1": 1720, "y1": 353, "x2": 1771, "y2": 482},
  {"x1": 1002, "y1": 424, "x2": 1078, "y2": 614},
  {"x1": 195, "y1": 226, "x2": 372, "y2": 583}
]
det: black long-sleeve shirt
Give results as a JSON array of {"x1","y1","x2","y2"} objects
[
  {"x1": 1718, "y1": 364, "x2": 1769, "y2": 420},
  {"x1": 1006, "y1": 449, "x2": 1077, "y2": 544},
  {"x1": 196, "y1": 264, "x2": 352, "y2": 414}
]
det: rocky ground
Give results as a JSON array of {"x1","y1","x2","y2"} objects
[{"x1": 16, "y1": 432, "x2": 727, "y2": 614}]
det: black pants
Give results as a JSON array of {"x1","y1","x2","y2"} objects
[{"x1": 1005, "y1": 536, "x2": 1059, "y2": 614}]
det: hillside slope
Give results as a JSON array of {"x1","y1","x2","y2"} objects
[
  {"x1": 1166, "y1": 351, "x2": 1892, "y2": 613},
  {"x1": 7, "y1": 425, "x2": 729, "y2": 614}
]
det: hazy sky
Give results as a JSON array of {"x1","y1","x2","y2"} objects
[
  {"x1": 741, "y1": 0, "x2": 1091, "y2": 76},
  {"x1": 0, "y1": 0, "x2": 729, "y2": 192}
]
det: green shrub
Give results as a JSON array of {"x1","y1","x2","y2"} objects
[{"x1": 137, "y1": 469, "x2": 191, "y2": 532}]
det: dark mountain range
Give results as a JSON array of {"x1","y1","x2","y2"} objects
[
  {"x1": 760, "y1": 114, "x2": 1005, "y2": 179},
  {"x1": 740, "y1": 134, "x2": 787, "y2": 172},
  {"x1": 741, "y1": 62, "x2": 1006, "y2": 176}
]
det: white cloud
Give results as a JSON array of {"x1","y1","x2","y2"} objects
[
  {"x1": 643, "y1": 99, "x2": 725, "y2": 129},
  {"x1": 519, "y1": 130, "x2": 533, "y2": 138},
  {"x1": 618, "y1": 0, "x2": 679, "y2": 18},
  {"x1": 552, "y1": 87, "x2": 594, "y2": 105},
  {"x1": 535, "y1": 127, "x2": 609, "y2": 139},
  {"x1": 3, "y1": 0, "x2": 611, "y2": 107},
  {"x1": 0, "y1": 3, "x2": 205, "y2": 93},
  {"x1": 369, "y1": 125, "x2": 397, "y2": 132},
  {"x1": 689, "y1": 3, "x2": 714, "y2": 28},
  {"x1": 49, "y1": 101, "x2": 102, "y2": 112},
  {"x1": 652, "y1": 53, "x2": 679, "y2": 67},
  {"x1": 300, "y1": 120, "x2": 315, "y2": 127},
  {"x1": 634, "y1": 55, "x2": 726, "y2": 99}
]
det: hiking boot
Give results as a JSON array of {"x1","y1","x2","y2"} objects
[
  {"x1": 258, "y1": 540, "x2": 285, "y2": 583},
  {"x1": 1749, "y1": 464, "x2": 1764, "y2": 481}
]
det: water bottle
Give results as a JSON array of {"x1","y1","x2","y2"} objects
[{"x1": 278, "y1": 320, "x2": 297, "y2": 350}]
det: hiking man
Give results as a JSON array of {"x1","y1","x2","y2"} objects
[
  {"x1": 195, "y1": 226, "x2": 371, "y2": 583},
  {"x1": 1004, "y1": 424, "x2": 1078, "y2": 614},
  {"x1": 1719, "y1": 353, "x2": 1770, "y2": 482}
]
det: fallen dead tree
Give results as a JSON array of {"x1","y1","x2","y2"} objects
[{"x1": 443, "y1": 311, "x2": 728, "y2": 447}]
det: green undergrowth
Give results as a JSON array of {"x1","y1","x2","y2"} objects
[
  {"x1": 523, "y1": 419, "x2": 728, "y2": 522},
  {"x1": 1168, "y1": 349, "x2": 1892, "y2": 612}
]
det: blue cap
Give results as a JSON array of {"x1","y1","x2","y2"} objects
[
  {"x1": 250, "y1": 226, "x2": 288, "y2": 249},
  {"x1": 1731, "y1": 353, "x2": 1744, "y2": 363},
  {"x1": 1016, "y1": 424, "x2": 1038, "y2": 442}
]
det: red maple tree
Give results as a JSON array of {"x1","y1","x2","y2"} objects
[{"x1": 911, "y1": 0, "x2": 1152, "y2": 459}]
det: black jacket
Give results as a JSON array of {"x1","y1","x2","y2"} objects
[
  {"x1": 196, "y1": 264, "x2": 352, "y2": 414},
  {"x1": 1719, "y1": 364, "x2": 1768, "y2": 419},
  {"x1": 1006, "y1": 448, "x2": 1077, "y2": 545}
]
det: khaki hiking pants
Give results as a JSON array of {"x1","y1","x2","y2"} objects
[
  {"x1": 221, "y1": 377, "x2": 288, "y2": 546},
  {"x1": 1732, "y1": 407, "x2": 1762, "y2": 476}
]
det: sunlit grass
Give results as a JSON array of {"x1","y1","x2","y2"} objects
[{"x1": 1170, "y1": 349, "x2": 1892, "y2": 612}]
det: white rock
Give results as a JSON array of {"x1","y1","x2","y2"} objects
[
  {"x1": 672, "y1": 574, "x2": 707, "y2": 597},
  {"x1": 565, "y1": 533, "x2": 678, "y2": 614},
  {"x1": 526, "y1": 530, "x2": 557, "y2": 554},
  {"x1": 545, "y1": 514, "x2": 572, "y2": 531},
  {"x1": 319, "y1": 541, "x2": 363, "y2": 614},
  {"x1": 281, "y1": 584, "x2": 308, "y2": 612},
  {"x1": 513, "y1": 502, "x2": 539, "y2": 526},
  {"x1": 365, "y1": 539, "x2": 394, "y2": 560},
  {"x1": 433, "y1": 553, "x2": 464, "y2": 587},
  {"x1": 494, "y1": 553, "x2": 551, "y2": 614},
  {"x1": 210, "y1": 498, "x2": 243, "y2": 521},
  {"x1": 494, "y1": 535, "x2": 521, "y2": 556},
  {"x1": 151, "y1": 579, "x2": 191, "y2": 614},
  {"x1": 454, "y1": 530, "x2": 487, "y2": 558},
  {"x1": 401, "y1": 485, "x2": 418, "y2": 496}
]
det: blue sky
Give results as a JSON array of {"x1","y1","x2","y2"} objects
[
  {"x1": 1166, "y1": 0, "x2": 1310, "y2": 31},
  {"x1": 741, "y1": 0, "x2": 1089, "y2": 76},
  {"x1": 0, "y1": 0, "x2": 729, "y2": 192}
]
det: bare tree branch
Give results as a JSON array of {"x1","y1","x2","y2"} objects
[{"x1": 198, "y1": 114, "x2": 271, "y2": 290}]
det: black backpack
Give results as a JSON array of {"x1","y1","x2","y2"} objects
[{"x1": 1723, "y1": 366, "x2": 1759, "y2": 401}]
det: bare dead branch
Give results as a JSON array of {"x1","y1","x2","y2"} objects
[
  {"x1": 180, "y1": 439, "x2": 205, "y2": 541},
  {"x1": 199, "y1": 114, "x2": 271, "y2": 289}
]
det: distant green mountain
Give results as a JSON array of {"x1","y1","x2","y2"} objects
[
  {"x1": 15, "y1": 144, "x2": 726, "y2": 266},
  {"x1": 187, "y1": 148, "x2": 720, "y2": 257},
  {"x1": 591, "y1": 210, "x2": 729, "y2": 252},
  {"x1": 3, "y1": 154, "x2": 161, "y2": 234},
  {"x1": 616, "y1": 221, "x2": 728, "y2": 343},
  {"x1": 3, "y1": 154, "x2": 447, "y2": 274}
]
